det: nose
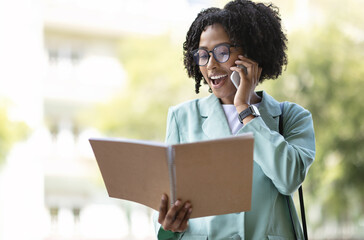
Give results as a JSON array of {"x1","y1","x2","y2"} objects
[{"x1": 206, "y1": 52, "x2": 218, "y2": 70}]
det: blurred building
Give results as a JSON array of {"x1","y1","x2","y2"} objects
[{"x1": 0, "y1": 0, "x2": 211, "y2": 239}]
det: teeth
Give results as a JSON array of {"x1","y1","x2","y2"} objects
[{"x1": 210, "y1": 74, "x2": 227, "y2": 80}]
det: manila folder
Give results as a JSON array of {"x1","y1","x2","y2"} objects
[
  {"x1": 89, "y1": 133, "x2": 254, "y2": 218},
  {"x1": 173, "y1": 134, "x2": 254, "y2": 218},
  {"x1": 89, "y1": 138, "x2": 170, "y2": 212}
]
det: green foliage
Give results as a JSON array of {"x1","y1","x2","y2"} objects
[
  {"x1": 0, "y1": 103, "x2": 29, "y2": 165},
  {"x1": 85, "y1": 34, "x2": 208, "y2": 141},
  {"x1": 266, "y1": 23, "x2": 364, "y2": 225}
]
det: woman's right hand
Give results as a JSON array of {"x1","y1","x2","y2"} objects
[
  {"x1": 232, "y1": 56, "x2": 262, "y2": 105},
  {"x1": 158, "y1": 194, "x2": 193, "y2": 232}
]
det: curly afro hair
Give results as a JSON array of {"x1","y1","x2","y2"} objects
[{"x1": 183, "y1": 0, "x2": 288, "y2": 94}]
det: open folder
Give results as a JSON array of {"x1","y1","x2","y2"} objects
[{"x1": 89, "y1": 133, "x2": 254, "y2": 218}]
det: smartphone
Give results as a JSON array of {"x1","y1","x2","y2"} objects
[{"x1": 230, "y1": 65, "x2": 247, "y2": 89}]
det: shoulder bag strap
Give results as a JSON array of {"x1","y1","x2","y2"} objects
[{"x1": 279, "y1": 102, "x2": 308, "y2": 240}]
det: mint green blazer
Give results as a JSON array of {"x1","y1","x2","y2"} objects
[{"x1": 153, "y1": 91, "x2": 315, "y2": 240}]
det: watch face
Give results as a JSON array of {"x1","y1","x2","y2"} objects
[{"x1": 251, "y1": 105, "x2": 260, "y2": 116}]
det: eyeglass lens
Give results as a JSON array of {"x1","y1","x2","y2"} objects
[{"x1": 193, "y1": 44, "x2": 230, "y2": 66}]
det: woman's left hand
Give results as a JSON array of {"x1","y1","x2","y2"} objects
[{"x1": 230, "y1": 55, "x2": 262, "y2": 113}]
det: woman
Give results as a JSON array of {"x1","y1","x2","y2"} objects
[{"x1": 153, "y1": 0, "x2": 315, "y2": 239}]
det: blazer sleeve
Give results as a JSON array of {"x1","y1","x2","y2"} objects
[
  {"x1": 238, "y1": 102, "x2": 316, "y2": 195},
  {"x1": 152, "y1": 107, "x2": 183, "y2": 240}
]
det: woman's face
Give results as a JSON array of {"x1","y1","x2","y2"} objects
[{"x1": 198, "y1": 23, "x2": 242, "y2": 104}]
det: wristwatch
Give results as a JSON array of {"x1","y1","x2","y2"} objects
[{"x1": 238, "y1": 105, "x2": 260, "y2": 123}]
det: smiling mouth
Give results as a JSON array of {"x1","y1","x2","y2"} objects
[{"x1": 210, "y1": 74, "x2": 228, "y2": 86}]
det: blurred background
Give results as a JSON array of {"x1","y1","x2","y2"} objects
[{"x1": 0, "y1": 0, "x2": 363, "y2": 239}]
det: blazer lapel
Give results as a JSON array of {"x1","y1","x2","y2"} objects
[
  {"x1": 256, "y1": 91, "x2": 282, "y2": 131},
  {"x1": 199, "y1": 94, "x2": 232, "y2": 139},
  {"x1": 197, "y1": 91, "x2": 282, "y2": 139}
]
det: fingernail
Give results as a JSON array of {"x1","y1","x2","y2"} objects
[
  {"x1": 161, "y1": 195, "x2": 166, "y2": 201},
  {"x1": 189, "y1": 208, "x2": 193, "y2": 213},
  {"x1": 185, "y1": 203, "x2": 191, "y2": 209},
  {"x1": 175, "y1": 200, "x2": 181, "y2": 206}
]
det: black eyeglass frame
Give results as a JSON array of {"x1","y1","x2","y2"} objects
[{"x1": 191, "y1": 43, "x2": 238, "y2": 66}]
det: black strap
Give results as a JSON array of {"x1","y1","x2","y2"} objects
[
  {"x1": 299, "y1": 186, "x2": 308, "y2": 240},
  {"x1": 279, "y1": 102, "x2": 308, "y2": 240},
  {"x1": 286, "y1": 196, "x2": 297, "y2": 240}
]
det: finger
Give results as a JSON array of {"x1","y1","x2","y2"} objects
[
  {"x1": 158, "y1": 194, "x2": 168, "y2": 224},
  {"x1": 252, "y1": 67, "x2": 262, "y2": 86},
  {"x1": 238, "y1": 57, "x2": 259, "y2": 83},
  {"x1": 234, "y1": 59, "x2": 252, "y2": 69},
  {"x1": 233, "y1": 63, "x2": 253, "y2": 83},
  {"x1": 237, "y1": 54, "x2": 258, "y2": 65},
  {"x1": 163, "y1": 200, "x2": 185, "y2": 230},
  {"x1": 238, "y1": 64, "x2": 248, "y2": 75},
  {"x1": 252, "y1": 63, "x2": 259, "y2": 83},
  {"x1": 170, "y1": 202, "x2": 191, "y2": 231},
  {"x1": 257, "y1": 67, "x2": 263, "y2": 83},
  {"x1": 177, "y1": 206, "x2": 192, "y2": 232},
  {"x1": 236, "y1": 55, "x2": 260, "y2": 72},
  {"x1": 230, "y1": 64, "x2": 247, "y2": 75},
  {"x1": 231, "y1": 64, "x2": 249, "y2": 79},
  {"x1": 234, "y1": 58, "x2": 254, "y2": 76}
]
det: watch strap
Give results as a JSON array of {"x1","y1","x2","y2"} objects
[
  {"x1": 238, "y1": 107, "x2": 253, "y2": 123},
  {"x1": 238, "y1": 105, "x2": 260, "y2": 123}
]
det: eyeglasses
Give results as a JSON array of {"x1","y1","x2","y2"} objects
[{"x1": 191, "y1": 43, "x2": 237, "y2": 66}]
